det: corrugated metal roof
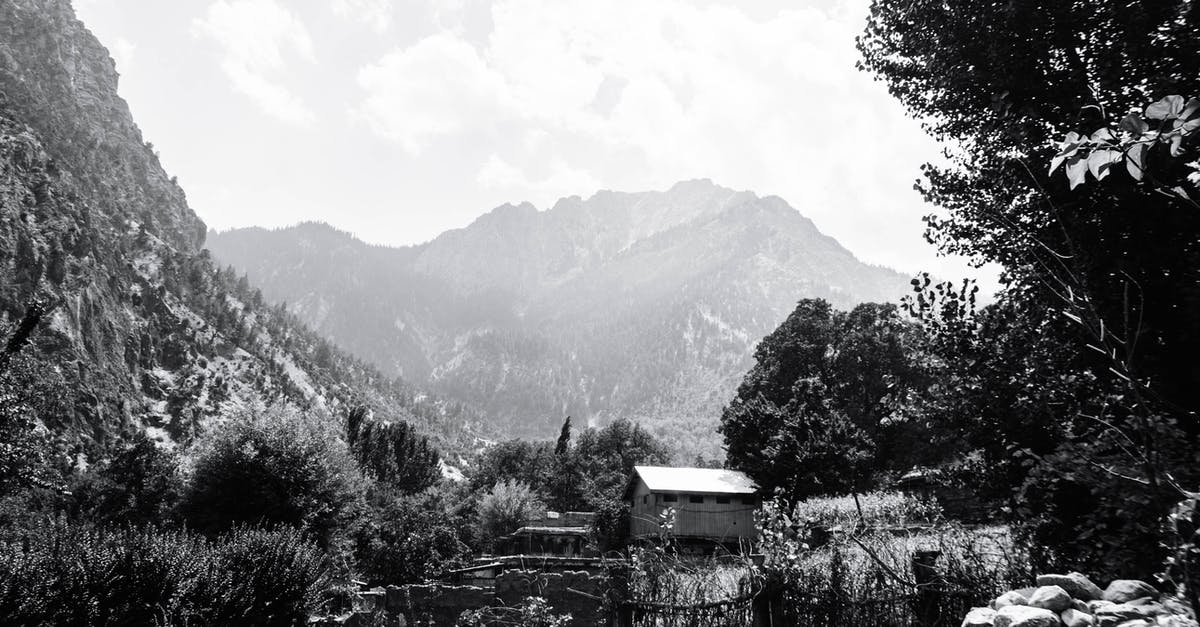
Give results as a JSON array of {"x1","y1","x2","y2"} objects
[{"x1": 631, "y1": 465, "x2": 758, "y2": 495}]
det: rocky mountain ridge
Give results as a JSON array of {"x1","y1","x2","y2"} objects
[
  {"x1": 209, "y1": 180, "x2": 911, "y2": 458},
  {"x1": 0, "y1": 0, "x2": 473, "y2": 458}
]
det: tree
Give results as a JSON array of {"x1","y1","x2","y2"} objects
[
  {"x1": 573, "y1": 418, "x2": 671, "y2": 506},
  {"x1": 476, "y1": 480, "x2": 543, "y2": 550},
  {"x1": 72, "y1": 432, "x2": 182, "y2": 526},
  {"x1": 858, "y1": 0, "x2": 1200, "y2": 577},
  {"x1": 345, "y1": 407, "x2": 441, "y2": 495},
  {"x1": 554, "y1": 416, "x2": 572, "y2": 457},
  {"x1": 720, "y1": 299, "x2": 922, "y2": 503},
  {"x1": 354, "y1": 485, "x2": 470, "y2": 585},
  {"x1": 180, "y1": 405, "x2": 366, "y2": 553}
]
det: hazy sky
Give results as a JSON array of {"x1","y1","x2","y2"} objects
[{"x1": 74, "y1": 0, "x2": 996, "y2": 289}]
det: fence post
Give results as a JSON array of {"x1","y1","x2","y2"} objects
[
  {"x1": 751, "y1": 581, "x2": 783, "y2": 627},
  {"x1": 912, "y1": 550, "x2": 942, "y2": 627}
]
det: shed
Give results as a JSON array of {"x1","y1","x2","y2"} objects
[{"x1": 623, "y1": 466, "x2": 759, "y2": 549}]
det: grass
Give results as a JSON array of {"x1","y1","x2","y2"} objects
[{"x1": 790, "y1": 490, "x2": 943, "y2": 529}]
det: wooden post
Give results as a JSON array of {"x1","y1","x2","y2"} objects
[
  {"x1": 751, "y1": 581, "x2": 783, "y2": 627},
  {"x1": 912, "y1": 550, "x2": 942, "y2": 627}
]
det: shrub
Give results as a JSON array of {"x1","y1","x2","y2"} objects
[
  {"x1": 791, "y1": 490, "x2": 943, "y2": 530},
  {"x1": 180, "y1": 405, "x2": 366, "y2": 553},
  {"x1": 354, "y1": 485, "x2": 470, "y2": 585},
  {"x1": 0, "y1": 518, "x2": 330, "y2": 626},
  {"x1": 456, "y1": 596, "x2": 571, "y2": 627},
  {"x1": 476, "y1": 480, "x2": 543, "y2": 551}
]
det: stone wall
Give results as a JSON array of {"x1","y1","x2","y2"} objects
[{"x1": 382, "y1": 569, "x2": 607, "y2": 626}]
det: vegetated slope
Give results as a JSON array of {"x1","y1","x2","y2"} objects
[
  {"x1": 210, "y1": 181, "x2": 910, "y2": 459},
  {"x1": 0, "y1": 0, "x2": 474, "y2": 456}
]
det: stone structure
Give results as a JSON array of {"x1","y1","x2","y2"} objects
[
  {"x1": 380, "y1": 568, "x2": 607, "y2": 626},
  {"x1": 960, "y1": 572, "x2": 1198, "y2": 627}
]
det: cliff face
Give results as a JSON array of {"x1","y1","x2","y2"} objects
[
  {"x1": 0, "y1": 0, "x2": 204, "y2": 252},
  {"x1": 0, "y1": 0, "x2": 471, "y2": 455},
  {"x1": 209, "y1": 181, "x2": 911, "y2": 459}
]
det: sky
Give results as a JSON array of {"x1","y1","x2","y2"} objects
[{"x1": 73, "y1": 0, "x2": 998, "y2": 291}]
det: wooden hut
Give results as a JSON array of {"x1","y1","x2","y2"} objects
[{"x1": 624, "y1": 466, "x2": 759, "y2": 552}]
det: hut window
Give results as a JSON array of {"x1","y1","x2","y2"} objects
[
  {"x1": 716, "y1": 496, "x2": 731, "y2": 504},
  {"x1": 689, "y1": 495, "x2": 704, "y2": 504},
  {"x1": 741, "y1": 496, "x2": 757, "y2": 505},
  {"x1": 663, "y1": 494, "x2": 678, "y2": 502},
  {"x1": 642, "y1": 495, "x2": 647, "y2": 504}
]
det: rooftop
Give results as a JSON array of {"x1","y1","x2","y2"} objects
[{"x1": 627, "y1": 465, "x2": 758, "y2": 497}]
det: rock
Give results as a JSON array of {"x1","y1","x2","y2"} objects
[
  {"x1": 963, "y1": 607, "x2": 998, "y2": 627},
  {"x1": 1037, "y1": 573, "x2": 1105, "y2": 601},
  {"x1": 1094, "y1": 603, "x2": 1153, "y2": 627},
  {"x1": 1061, "y1": 608, "x2": 1094, "y2": 627},
  {"x1": 1072, "y1": 600, "x2": 1090, "y2": 613},
  {"x1": 995, "y1": 590, "x2": 1032, "y2": 609},
  {"x1": 1103, "y1": 581, "x2": 1159, "y2": 604},
  {"x1": 994, "y1": 605, "x2": 1063, "y2": 627},
  {"x1": 1088, "y1": 600, "x2": 1114, "y2": 613},
  {"x1": 1029, "y1": 585, "x2": 1073, "y2": 612}
]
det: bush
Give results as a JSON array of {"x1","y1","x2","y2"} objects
[
  {"x1": 791, "y1": 490, "x2": 943, "y2": 530},
  {"x1": 354, "y1": 485, "x2": 470, "y2": 585},
  {"x1": 476, "y1": 480, "x2": 543, "y2": 551},
  {"x1": 180, "y1": 405, "x2": 366, "y2": 553},
  {"x1": 0, "y1": 518, "x2": 330, "y2": 626}
]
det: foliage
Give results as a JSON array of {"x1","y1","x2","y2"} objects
[
  {"x1": 180, "y1": 405, "x2": 366, "y2": 554},
  {"x1": 0, "y1": 518, "x2": 330, "y2": 626},
  {"x1": 1050, "y1": 95, "x2": 1200, "y2": 197},
  {"x1": 476, "y1": 480, "x2": 544, "y2": 551},
  {"x1": 759, "y1": 499, "x2": 1033, "y2": 625},
  {"x1": 353, "y1": 484, "x2": 471, "y2": 585},
  {"x1": 70, "y1": 432, "x2": 183, "y2": 527},
  {"x1": 456, "y1": 596, "x2": 572, "y2": 627},
  {"x1": 858, "y1": 0, "x2": 1200, "y2": 579},
  {"x1": 791, "y1": 491, "x2": 943, "y2": 530},
  {"x1": 720, "y1": 300, "x2": 925, "y2": 503},
  {"x1": 345, "y1": 406, "x2": 441, "y2": 495}
]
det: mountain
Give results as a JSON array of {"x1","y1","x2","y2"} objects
[
  {"x1": 208, "y1": 181, "x2": 910, "y2": 458},
  {"x1": 0, "y1": 0, "x2": 474, "y2": 457}
]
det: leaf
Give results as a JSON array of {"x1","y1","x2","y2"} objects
[
  {"x1": 1120, "y1": 113, "x2": 1149, "y2": 135},
  {"x1": 1183, "y1": 117, "x2": 1200, "y2": 134},
  {"x1": 1146, "y1": 95, "x2": 1185, "y2": 120},
  {"x1": 1065, "y1": 155, "x2": 1088, "y2": 189},
  {"x1": 1088, "y1": 149, "x2": 1121, "y2": 180},
  {"x1": 1090, "y1": 128, "x2": 1116, "y2": 143},
  {"x1": 1174, "y1": 186, "x2": 1192, "y2": 201},
  {"x1": 1182, "y1": 97, "x2": 1200, "y2": 120},
  {"x1": 1049, "y1": 153, "x2": 1069, "y2": 174},
  {"x1": 1125, "y1": 142, "x2": 1149, "y2": 181},
  {"x1": 1170, "y1": 133, "x2": 1185, "y2": 157}
]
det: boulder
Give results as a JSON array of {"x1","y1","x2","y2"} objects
[
  {"x1": 1094, "y1": 603, "x2": 1153, "y2": 627},
  {"x1": 1071, "y1": 600, "x2": 1090, "y2": 613},
  {"x1": 1087, "y1": 601, "x2": 1114, "y2": 613},
  {"x1": 1037, "y1": 573, "x2": 1105, "y2": 601},
  {"x1": 1029, "y1": 586, "x2": 1073, "y2": 613},
  {"x1": 995, "y1": 590, "x2": 1032, "y2": 609},
  {"x1": 1060, "y1": 608, "x2": 1094, "y2": 627},
  {"x1": 994, "y1": 605, "x2": 1063, "y2": 627},
  {"x1": 963, "y1": 607, "x2": 998, "y2": 627},
  {"x1": 1102, "y1": 580, "x2": 1159, "y2": 604}
]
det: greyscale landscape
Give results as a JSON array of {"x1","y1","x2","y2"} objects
[{"x1": 0, "y1": 1, "x2": 1198, "y2": 626}]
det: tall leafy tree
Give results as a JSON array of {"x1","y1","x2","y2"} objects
[
  {"x1": 720, "y1": 299, "x2": 923, "y2": 503},
  {"x1": 858, "y1": 0, "x2": 1200, "y2": 576}
]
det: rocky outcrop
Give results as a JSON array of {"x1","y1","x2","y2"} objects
[
  {"x1": 961, "y1": 574, "x2": 1196, "y2": 627},
  {"x1": 0, "y1": 0, "x2": 472, "y2": 455}
]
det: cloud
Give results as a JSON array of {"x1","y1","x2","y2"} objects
[
  {"x1": 331, "y1": 0, "x2": 392, "y2": 33},
  {"x1": 194, "y1": 0, "x2": 315, "y2": 126},
  {"x1": 351, "y1": 0, "x2": 956, "y2": 277},
  {"x1": 355, "y1": 32, "x2": 512, "y2": 153},
  {"x1": 110, "y1": 36, "x2": 136, "y2": 73}
]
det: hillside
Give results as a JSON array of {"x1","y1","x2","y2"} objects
[
  {"x1": 0, "y1": 0, "x2": 474, "y2": 456},
  {"x1": 208, "y1": 181, "x2": 910, "y2": 458}
]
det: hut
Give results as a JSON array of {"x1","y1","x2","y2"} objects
[{"x1": 623, "y1": 465, "x2": 759, "y2": 552}]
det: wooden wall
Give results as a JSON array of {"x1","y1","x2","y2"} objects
[{"x1": 627, "y1": 478, "x2": 758, "y2": 542}]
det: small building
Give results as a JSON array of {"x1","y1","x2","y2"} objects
[
  {"x1": 496, "y1": 511, "x2": 597, "y2": 558},
  {"x1": 624, "y1": 465, "x2": 759, "y2": 552}
]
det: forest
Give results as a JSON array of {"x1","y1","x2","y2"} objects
[{"x1": 2, "y1": 0, "x2": 1200, "y2": 625}]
